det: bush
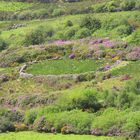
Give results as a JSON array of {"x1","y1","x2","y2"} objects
[
  {"x1": 71, "y1": 89, "x2": 101, "y2": 111},
  {"x1": 103, "y1": 19, "x2": 131, "y2": 30},
  {"x1": 45, "y1": 110, "x2": 94, "y2": 134},
  {"x1": 127, "y1": 29, "x2": 140, "y2": 45},
  {"x1": 126, "y1": 47, "x2": 140, "y2": 61},
  {"x1": 123, "y1": 111, "x2": 140, "y2": 138},
  {"x1": 120, "y1": 0, "x2": 136, "y2": 11},
  {"x1": 23, "y1": 26, "x2": 46, "y2": 46},
  {"x1": 57, "y1": 88, "x2": 100, "y2": 112},
  {"x1": 80, "y1": 16, "x2": 101, "y2": 32},
  {"x1": 0, "y1": 117, "x2": 15, "y2": 132},
  {"x1": 116, "y1": 25, "x2": 134, "y2": 37},
  {"x1": 91, "y1": 108, "x2": 124, "y2": 134},
  {"x1": 116, "y1": 91, "x2": 131, "y2": 109},
  {"x1": 0, "y1": 38, "x2": 8, "y2": 51},
  {"x1": 75, "y1": 28, "x2": 91, "y2": 39},
  {"x1": 64, "y1": 27, "x2": 78, "y2": 39},
  {"x1": 65, "y1": 20, "x2": 73, "y2": 27},
  {"x1": 25, "y1": 110, "x2": 37, "y2": 124},
  {"x1": 92, "y1": 4, "x2": 106, "y2": 13},
  {"x1": 105, "y1": 1, "x2": 118, "y2": 12},
  {"x1": 45, "y1": 27, "x2": 55, "y2": 38},
  {"x1": 33, "y1": 116, "x2": 48, "y2": 132},
  {"x1": 52, "y1": 9, "x2": 65, "y2": 17}
]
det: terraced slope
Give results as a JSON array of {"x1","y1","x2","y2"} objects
[{"x1": 0, "y1": 0, "x2": 140, "y2": 140}]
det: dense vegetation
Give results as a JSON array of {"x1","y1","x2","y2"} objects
[{"x1": 0, "y1": 0, "x2": 140, "y2": 140}]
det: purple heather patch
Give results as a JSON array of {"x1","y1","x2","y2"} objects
[{"x1": 54, "y1": 40, "x2": 72, "y2": 46}]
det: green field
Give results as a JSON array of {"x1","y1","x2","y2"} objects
[
  {"x1": 0, "y1": 1, "x2": 33, "y2": 11},
  {"x1": 0, "y1": 132, "x2": 124, "y2": 140},
  {"x1": 27, "y1": 60, "x2": 104, "y2": 75}
]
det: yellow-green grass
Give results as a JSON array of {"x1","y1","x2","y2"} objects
[
  {"x1": 0, "y1": 1, "x2": 33, "y2": 12},
  {"x1": 110, "y1": 61, "x2": 140, "y2": 78},
  {"x1": 97, "y1": 77, "x2": 125, "y2": 91},
  {"x1": 26, "y1": 59, "x2": 104, "y2": 75},
  {"x1": 0, "y1": 132, "x2": 125, "y2": 140}
]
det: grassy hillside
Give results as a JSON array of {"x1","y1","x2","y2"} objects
[
  {"x1": 0, "y1": 0, "x2": 140, "y2": 139},
  {"x1": 0, "y1": 132, "x2": 123, "y2": 140}
]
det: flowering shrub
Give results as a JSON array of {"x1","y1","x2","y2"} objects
[
  {"x1": 54, "y1": 40, "x2": 72, "y2": 46},
  {"x1": 33, "y1": 116, "x2": 46, "y2": 132},
  {"x1": 126, "y1": 47, "x2": 140, "y2": 60},
  {"x1": 61, "y1": 125, "x2": 75, "y2": 134},
  {"x1": 90, "y1": 38, "x2": 125, "y2": 49},
  {"x1": 69, "y1": 53, "x2": 75, "y2": 59},
  {"x1": 90, "y1": 128, "x2": 102, "y2": 136}
]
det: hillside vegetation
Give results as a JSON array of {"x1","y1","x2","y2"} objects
[{"x1": 0, "y1": 0, "x2": 140, "y2": 140}]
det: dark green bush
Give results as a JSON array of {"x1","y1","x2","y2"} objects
[
  {"x1": 25, "y1": 110, "x2": 37, "y2": 125},
  {"x1": 120, "y1": 0, "x2": 136, "y2": 11},
  {"x1": 91, "y1": 108, "x2": 124, "y2": 134},
  {"x1": 0, "y1": 38, "x2": 8, "y2": 51},
  {"x1": 116, "y1": 25, "x2": 134, "y2": 37},
  {"x1": 23, "y1": 26, "x2": 46, "y2": 46},
  {"x1": 75, "y1": 28, "x2": 91, "y2": 39},
  {"x1": 45, "y1": 27, "x2": 55, "y2": 38},
  {"x1": 45, "y1": 110, "x2": 94, "y2": 134},
  {"x1": 116, "y1": 91, "x2": 131, "y2": 109},
  {"x1": 92, "y1": 4, "x2": 106, "y2": 13},
  {"x1": 64, "y1": 27, "x2": 78, "y2": 39},
  {"x1": 0, "y1": 117, "x2": 15, "y2": 132},
  {"x1": 105, "y1": 1, "x2": 118, "y2": 12},
  {"x1": 103, "y1": 19, "x2": 131, "y2": 30},
  {"x1": 65, "y1": 20, "x2": 73, "y2": 27},
  {"x1": 127, "y1": 29, "x2": 140, "y2": 45},
  {"x1": 80, "y1": 16, "x2": 101, "y2": 32},
  {"x1": 72, "y1": 89, "x2": 101, "y2": 111}
]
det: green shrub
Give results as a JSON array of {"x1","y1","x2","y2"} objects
[
  {"x1": 105, "y1": 1, "x2": 118, "y2": 12},
  {"x1": 120, "y1": 0, "x2": 136, "y2": 11},
  {"x1": 64, "y1": 27, "x2": 78, "y2": 39},
  {"x1": 45, "y1": 27, "x2": 55, "y2": 38},
  {"x1": 0, "y1": 38, "x2": 8, "y2": 51},
  {"x1": 65, "y1": 20, "x2": 73, "y2": 27},
  {"x1": 126, "y1": 80, "x2": 140, "y2": 95},
  {"x1": 75, "y1": 28, "x2": 91, "y2": 39},
  {"x1": 103, "y1": 91, "x2": 117, "y2": 108},
  {"x1": 116, "y1": 25, "x2": 134, "y2": 37},
  {"x1": 127, "y1": 29, "x2": 140, "y2": 45},
  {"x1": 71, "y1": 89, "x2": 101, "y2": 112},
  {"x1": 52, "y1": 9, "x2": 65, "y2": 17},
  {"x1": 23, "y1": 26, "x2": 46, "y2": 46},
  {"x1": 116, "y1": 92, "x2": 131, "y2": 109},
  {"x1": 123, "y1": 111, "x2": 140, "y2": 135},
  {"x1": 91, "y1": 108, "x2": 124, "y2": 134},
  {"x1": 92, "y1": 3, "x2": 106, "y2": 13},
  {"x1": 45, "y1": 110, "x2": 94, "y2": 134},
  {"x1": 102, "y1": 19, "x2": 131, "y2": 30},
  {"x1": 17, "y1": 10, "x2": 32, "y2": 20},
  {"x1": 25, "y1": 110, "x2": 37, "y2": 125},
  {"x1": 80, "y1": 16, "x2": 101, "y2": 32},
  {"x1": 0, "y1": 117, "x2": 15, "y2": 132}
]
